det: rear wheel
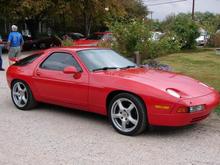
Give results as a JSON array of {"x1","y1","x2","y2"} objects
[
  {"x1": 108, "y1": 93, "x2": 147, "y2": 136},
  {"x1": 11, "y1": 80, "x2": 37, "y2": 110}
]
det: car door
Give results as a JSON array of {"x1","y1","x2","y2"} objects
[{"x1": 33, "y1": 51, "x2": 89, "y2": 110}]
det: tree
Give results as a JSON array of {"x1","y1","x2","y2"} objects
[
  {"x1": 0, "y1": 0, "x2": 148, "y2": 36},
  {"x1": 194, "y1": 12, "x2": 220, "y2": 34}
]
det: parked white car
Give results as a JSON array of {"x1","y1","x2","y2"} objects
[
  {"x1": 196, "y1": 35, "x2": 210, "y2": 46},
  {"x1": 150, "y1": 32, "x2": 165, "y2": 41}
]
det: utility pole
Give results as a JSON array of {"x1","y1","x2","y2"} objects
[
  {"x1": 192, "y1": 0, "x2": 195, "y2": 20},
  {"x1": 149, "y1": 11, "x2": 153, "y2": 20}
]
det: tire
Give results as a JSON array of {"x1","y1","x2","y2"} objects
[
  {"x1": 11, "y1": 80, "x2": 37, "y2": 110},
  {"x1": 108, "y1": 93, "x2": 148, "y2": 136}
]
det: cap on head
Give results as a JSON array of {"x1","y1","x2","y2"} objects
[{"x1": 11, "y1": 25, "x2": 18, "y2": 31}]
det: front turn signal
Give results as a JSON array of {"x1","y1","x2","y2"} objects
[{"x1": 176, "y1": 107, "x2": 188, "y2": 113}]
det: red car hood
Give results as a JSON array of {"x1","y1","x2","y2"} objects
[
  {"x1": 104, "y1": 68, "x2": 214, "y2": 99},
  {"x1": 74, "y1": 39, "x2": 99, "y2": 46}
]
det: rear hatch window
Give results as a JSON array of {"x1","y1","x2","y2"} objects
[{"x1": 14, "y1": 53, "x2": 43, "y2": 66}]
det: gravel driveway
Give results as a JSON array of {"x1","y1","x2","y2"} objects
[{"x1": 0, "y1": 52, "x2": 220, "y2": 165}]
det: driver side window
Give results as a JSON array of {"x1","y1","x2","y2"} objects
[{"x1": 40, "y1": 52, "x2": 82, "y2": 71}]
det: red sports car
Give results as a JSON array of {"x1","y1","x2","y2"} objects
[
  {"x1": 6, "y1": 47, "x2": 220, "y2": 135},
  {"x1": 74, "y1": 32, "x2": 112, "y2": 46}
]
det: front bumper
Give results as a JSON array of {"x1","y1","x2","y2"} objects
[{"x1": 148, "y1": 92, "x2": 220, "y2": 126}]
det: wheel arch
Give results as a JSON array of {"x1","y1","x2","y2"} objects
[
  {"x1": 10, "y1": 79, "x2": 33, "y2": 94},
  {"x1": 10, "y1": 79, "x2": 29, "y2": 89},
  {"x1": 106, "y1": 90, "x2": 147, "y2": 113}
]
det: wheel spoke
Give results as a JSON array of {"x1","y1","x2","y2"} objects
[
  {"x1": 21, "y1": 88, "x2": 27, "y2": 93},
  {"x1": 126, "y1": 104, "x2": 135, "y2": 114},
  {"x1": 112, "y1": 113, "x2": 122, "y2": 119},
  {"x1": 18, "y1": 96, "x2": 23, "y2": 104},
  {"x1": 117, "y1": 100, "x2": 124, "y2": 110},
  {"x1": 22, "y1": 96, "x2": 27, "y2": 104},
  {"x1": 14, "y1": 92, "x2": 20, "y2": 96},
  {"x1": 128, "y1": 116, "x2": 138, "y2": 126},
  {"x1": 121, "y1": 120, "x2": 127, "y2": 130},
  {"x1": 17, "y1": 83, "x2": 22, "y2": 91}
]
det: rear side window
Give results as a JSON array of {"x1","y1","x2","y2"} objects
[
  {"x1": 14, "y1": 53, "x2": 42, "y2": 66},
  {"x1": 40, "y1": 52, "x2": 82, "y2": 71}
]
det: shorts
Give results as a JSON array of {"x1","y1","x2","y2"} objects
[{"x1": 9, "y1": 46, "x2": 21, "y2": 59}]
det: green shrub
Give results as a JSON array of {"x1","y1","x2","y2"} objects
[
  {"x1": 208, "y1": 33, "x2": 220, "y2": 47},
  {"x1": 159, "y1": 33, "x2": 181, "y2": 54},
  {"x1": 97, "y1": 40, "x2": 112, "y2": 48},
  {"x1": 140, "y1": 33, "x2": 181, "y2": 59},
  {"x1": 109, "y1": 20, "x2": 150, "y2": 57},
  {"x1": 108, "y1": 19, "x2": 181, "y2": 61},
  {"x1": 61, "y1": 38, "x2": 74, "y2": 47},
  {"x1": 171, "y1": 16, "x2": 200, "y2": 49}
]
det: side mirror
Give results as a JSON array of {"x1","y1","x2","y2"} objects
[{"x1": 63, "y1": 66, "x2": 78, "y2": 74}]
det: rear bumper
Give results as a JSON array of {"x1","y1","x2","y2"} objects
[{"x1": 148, "y1": 92, "x2": 220, "y2": 126}]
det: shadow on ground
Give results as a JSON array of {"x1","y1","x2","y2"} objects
[{"x1": 33, "y1": 103, "x2": 199, "y2": 137}]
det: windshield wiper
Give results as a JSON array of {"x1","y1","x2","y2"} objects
[
  {"x1": 92, "y1": 67, "x2": 119, "y2": 72},
  {"x1": 120, "y1": 65, "x2": 136, "y2": 69}
]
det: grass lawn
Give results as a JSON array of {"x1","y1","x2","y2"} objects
[{"x1": 158, "y1": 50, "x2": 220, "y2": 114}]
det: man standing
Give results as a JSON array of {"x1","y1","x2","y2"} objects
[
  {"x1": 7, "y1": 25, "x2": 24, "y2": 65},
  {"x1": 0, "y1": 34, "x2": 5, "y2": 71}
]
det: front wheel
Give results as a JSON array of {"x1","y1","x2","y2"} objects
[
  {"x1": 108, "y1": 93, "x2": 148, "y2": 136},
  {"x1": 11, "y1": 80, "x2": 37, "y2": 110}
]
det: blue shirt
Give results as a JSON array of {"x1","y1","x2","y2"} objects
[{"x1": 8, "y1": 32, "x2": 24, "y2": 47}]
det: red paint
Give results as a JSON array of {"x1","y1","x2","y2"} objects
[
  {"x1": 74, "y1": 32, "x2": 112, "y2": 46},
  {"x1": 6, "y1": 47, "x2": 220, "y2": 126}
]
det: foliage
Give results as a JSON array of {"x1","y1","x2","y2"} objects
[
  {"x1": 0, "y1": 0, "x2": 148, "y2": 36},
  {"x1": 170, "y1": 15, "x2": 200, "y2": 49},
  {"x1": 151, "y1": 14, "x2": 200, "y2": 50},
  {"x1": 141, "y1": 33, "x2": 181, "y2": 59},
  {"x1": 109, "y1": 20, "x2": 150, "y2": 57},
  {"x1": 216, "y1": 106, "x2": 220, "y2": 116},
  {"x1": 108, "y1": 19, "x2": 181, "y2": 60},
  {"x1": 194, "y1": 12, "x2": 220, "y2": 34},
  {"x1": 208, "y1": 33, "x2": 220, "y2": 47},
  {"x1": 97, "y1": 40, "x2": 112, "y2": 48},
  {"x1": 61, "y1": 38, "x2": 74, "y2": 47}
]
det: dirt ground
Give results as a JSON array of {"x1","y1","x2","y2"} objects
[{"x1": 0, "y1": 52, "x2": 220, "y2": 165}]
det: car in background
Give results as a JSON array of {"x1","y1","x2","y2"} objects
[
  {"x1": 32, "y1": 35, "x2": 61, "y2": 49},
  {"x1": 74, "y1": 32, "x2": 112, "y2": 46},
  {"x1": 196, "y1": 35, "x2": 209, "y2": 46},
  {"x1": 150, "y1": 32, "x2": 165, "y2": 41},
  {"x1": 22, "y1": 35, "x2": 35, "y2": 51},
  {"x1": 63, "y1": 32, "x2": 85, "y2": 41},
  {"x1": 6, "y1": 47, "x2": 220, "y2": 136}
]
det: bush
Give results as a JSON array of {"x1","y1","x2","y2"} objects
[
  {"x1": 208, "y1": 33, "x2": 220, "y2": 47},
  {"x1": 141, "y1": 33, "x2": 181, "y2": 59},
  {"x1": 159, "y1": 33, "x2": 181, "y2": 54},
  {"x1": 171, "y1": 16, "x2": 200, "y2": 49},
  {"x1": 108, "y1": 19, "x2": 181, "y2": 61},
  {"x1": 61, "y1": 38, "x2": 74, "y2": 47},
  {"x1": 97, "y1": 40, "x2": 112, "y2": 48},
  {"x1": 108, "y1": 20, "x2": 150, "y2": 57}
]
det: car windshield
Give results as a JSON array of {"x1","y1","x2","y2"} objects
[
  {"x1": 68, "y1": 33, "x2": 84, "y2": 40},
  {"x1": 77, "y1": 49, "x2": 136, "y2": 71},
  {"x1": 87, "y1": 33, "x2": 104, "y2": 40}
]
